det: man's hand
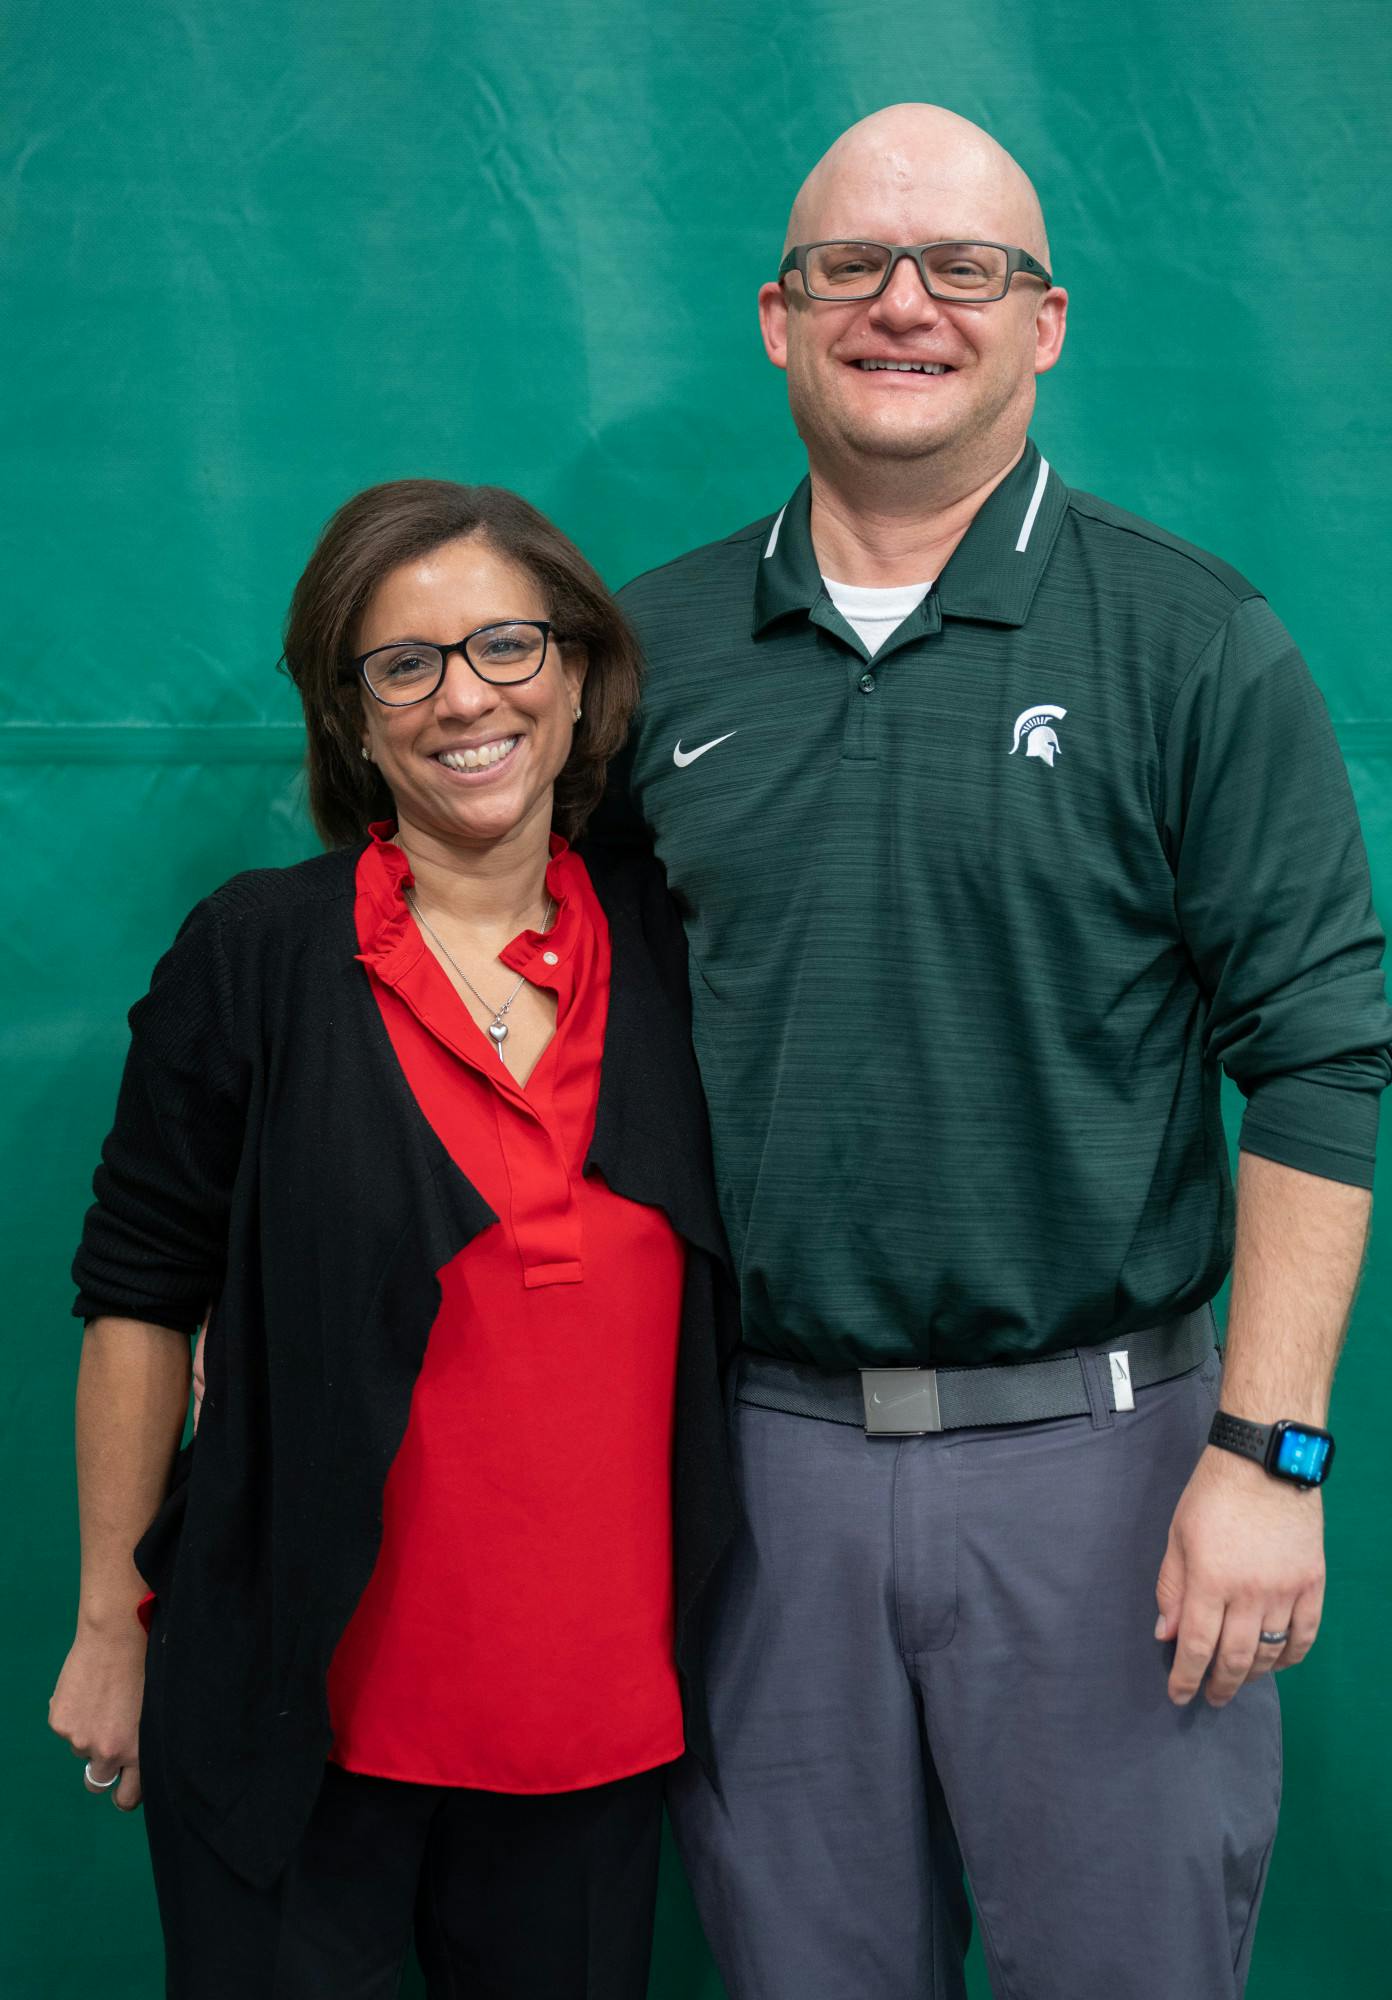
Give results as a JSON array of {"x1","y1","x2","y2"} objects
[
  {"x1": 1157, "y1": 1152, "x2": 1366, "y2": 1708},
  {"x1": 1155, "y1": 1443, "x2": 1325, "y2": 1706},
  {"x1": 49, "y1": 1616, "x2": 148, "y2": 1812}
]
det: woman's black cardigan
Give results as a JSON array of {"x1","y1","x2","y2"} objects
[{"x1": 71, "y1": 842, "x2": 741, "y2": 1889}]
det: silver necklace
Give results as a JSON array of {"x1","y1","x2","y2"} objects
[{"x1": 407, "y1": 891, "x2": 556, "y2": 1059}]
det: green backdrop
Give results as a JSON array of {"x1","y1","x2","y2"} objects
[{"x1": 6, "y1": 3, "x2": 1389, "y2": 1993}]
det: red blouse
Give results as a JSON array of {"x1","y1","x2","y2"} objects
[{"x1": 324, "y1": 828, "x2": 686, "y2": 1792}]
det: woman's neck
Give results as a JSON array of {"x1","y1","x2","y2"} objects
[{"x1": 392, "y1": 812, "x2": 554, "y2": 938}]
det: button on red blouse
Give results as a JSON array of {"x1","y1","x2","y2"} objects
[{"x1": 326, "y1": 828, "x2": 686, "y2": 1792}]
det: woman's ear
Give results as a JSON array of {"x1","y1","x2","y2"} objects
[{"x1": 563, "y1": 643, "x2": 589, "y2": 721}]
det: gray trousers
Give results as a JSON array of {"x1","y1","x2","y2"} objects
[{"x1": 668, "y1": 1345, "x2": 1281, "y2": 1999}]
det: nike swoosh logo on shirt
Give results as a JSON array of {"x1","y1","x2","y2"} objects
[{"x1": 673, "y1": 732, "x2": 736, "y2": 768}]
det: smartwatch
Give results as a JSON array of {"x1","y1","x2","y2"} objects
[{"x1": 1208, "y1": 1411, "x2": 1335, "y2": 1489}]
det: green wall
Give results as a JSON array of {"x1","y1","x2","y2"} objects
[{"x1": 6, "y1": 3, "x2": 1389, "y2": 1993}]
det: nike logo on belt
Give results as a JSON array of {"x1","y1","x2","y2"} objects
[
  {"x1": 673, "y1": 732, "x2": 736, "y2": 768},
  {"x1": 871, "y1": 1387, "x2": 935, "y2": 1412}
]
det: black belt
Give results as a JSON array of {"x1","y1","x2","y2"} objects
[{"x1": 736, "y1": 1308, "x2": 1217, "y2": 1437}]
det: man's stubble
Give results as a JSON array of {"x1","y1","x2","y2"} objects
[{"x1": 784, "y1": 333, "x2": 1037, "y2": 499}]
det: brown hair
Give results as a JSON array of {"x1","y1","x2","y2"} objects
[{"x1": 282, "y1": 480, "x2": 642, "y2": 847}]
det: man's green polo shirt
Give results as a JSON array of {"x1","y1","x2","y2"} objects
[{"x1": 612, "y1": 442, "x2": 1392, "y2": 1369}]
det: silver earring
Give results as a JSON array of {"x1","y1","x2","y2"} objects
[
  {"x1": 572, "y1": 705, "x2": 582, "y2": 723},
  {"x1": 360, "y1": 746, "x2": 372, "y2": 762}
]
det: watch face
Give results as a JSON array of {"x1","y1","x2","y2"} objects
[{"x1": 1272, "y1": 1426, "x2": 1332, "y2": 1485}]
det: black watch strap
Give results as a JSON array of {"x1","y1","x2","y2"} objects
[
  {"x1": 1208, "y1": 1410, "x2": 1271, "y2": 1465},
  {"x1": 1209, "y1": 1409, "x2": 1335, "y2": 1486}
]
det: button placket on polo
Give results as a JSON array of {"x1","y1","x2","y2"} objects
[
  {"x1": 840, "y1": 646, "x2": 883, "y2": 761},
  {"x1": 807, "y1": 590, "x2": 945, "y2": 766},
  {"x1": 804, "y1": 602, "x2": 879, "y2": 764}
]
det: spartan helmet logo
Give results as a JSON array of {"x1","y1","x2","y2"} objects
[{"x1": 1009, "y1": 704, "x2": 1067, "y2": 767}]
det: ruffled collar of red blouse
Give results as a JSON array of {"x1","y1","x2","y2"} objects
[{"x1": 357, "y1": 823, "x2": 581, "y2": 985}]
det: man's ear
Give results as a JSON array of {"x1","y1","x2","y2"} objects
[
  {"x1": 1033, "y1": 287, "x2": 1068, "y2": 378},
  {"x1": 758, "y1": 280, "x2": 791, "y2": 371}
]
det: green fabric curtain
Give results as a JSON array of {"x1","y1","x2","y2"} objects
[{"x1": 6, "y1": 4, "x2": 1388, "y2": 1992}]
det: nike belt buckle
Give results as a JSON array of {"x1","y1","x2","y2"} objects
[{"x1": 860, "y1": 1368, "x2": 943, "y2": 1436}]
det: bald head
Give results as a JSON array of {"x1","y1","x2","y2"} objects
[{"x1": 785, "y1": 104, "x2": 1049, "y2": 268}]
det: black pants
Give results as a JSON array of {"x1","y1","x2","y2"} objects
[{"x1": 143, "y1": 1737, "x2": 665, "y2": 1998}]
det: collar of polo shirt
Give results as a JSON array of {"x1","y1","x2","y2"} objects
[{"x1": 752, "y1": 439, "x2": 1068, "y2": 644}]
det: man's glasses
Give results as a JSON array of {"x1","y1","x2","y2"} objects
[
  {"x1": 347, "y1": 621, "x2": 558, "y2": 706},
  {"x1": 778, "y1": 240, "x2": 1054, "y2": 304}
]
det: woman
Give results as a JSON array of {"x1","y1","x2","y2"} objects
[{"x1": 48, "y1": 481, "x2": 738, "y2": 1998}]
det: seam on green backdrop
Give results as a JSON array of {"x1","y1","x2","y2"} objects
[
  {"x1": 0, "y1": 725, "x2": 306, "y2": 763},
  {"x1": 3, "y1": 721, "x2": 1392, "y2": 762},
  {"x1": 1335, "y1": 721, "x2": 1392, "y2": 758}
]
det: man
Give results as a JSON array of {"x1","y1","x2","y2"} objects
[{"x1": 605, "y1": 106, "x2": 1391, "y2": 1997}]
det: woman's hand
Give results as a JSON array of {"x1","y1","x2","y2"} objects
[
  {"x1": 192, "y1": 1322, "x2": 207, "y2": 1431},
  {"x1": 49, "y1": 1615, "x2": 148, "y2": 1811},
  {"x1": 52, "y1": 1314, "x2": 192, "y2": 1815}
]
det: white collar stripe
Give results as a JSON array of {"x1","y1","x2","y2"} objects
[
  {"x1": 1014, "y1": 457, "x2": 1051, "y2": 554},
  {"x1": 763, "y1": 504, "x2": 788, "y2": 559}
]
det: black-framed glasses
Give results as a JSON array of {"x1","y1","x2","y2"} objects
[
  {"x1": 778, "y1": 240, "x2": 1054, "y2": 303},
  {"x1": 347, "y1": 620, "x2": 558, "y2": 706}
]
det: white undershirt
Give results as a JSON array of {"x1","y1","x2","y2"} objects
[{"x1": 821, "y1": 576, "x2": 935, "y2": 655}]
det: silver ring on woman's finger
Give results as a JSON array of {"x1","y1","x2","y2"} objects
[
  {"x1": 1258, "y1": 1629, "x2": 1290, "y2": 1646},
  {"x1": 84, "y1": 1762, "x2": 121, "y2": 1790}
]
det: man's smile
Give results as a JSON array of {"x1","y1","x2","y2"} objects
[{"x1": 853, "y1": 358, "x2": 952, "y2": 374}]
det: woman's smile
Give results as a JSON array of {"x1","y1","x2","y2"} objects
[{"x1": 431, "y1": 733, "x2": 522, "y2": 777}]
